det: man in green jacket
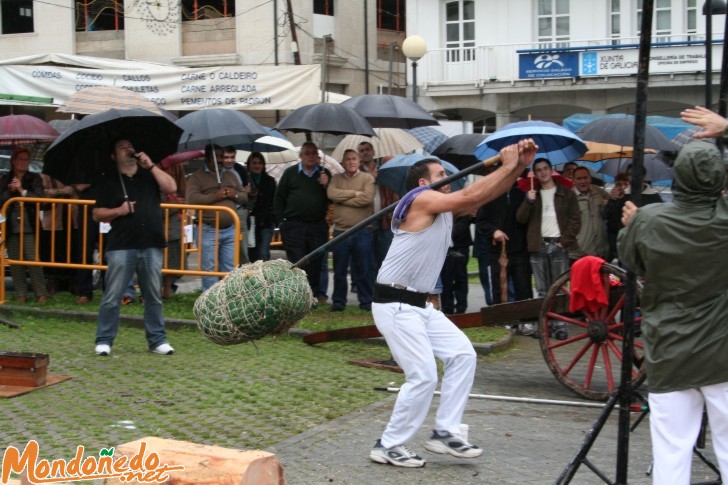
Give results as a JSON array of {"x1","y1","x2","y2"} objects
[
  {"x1": 618, "y1": 115, "x2": 728, "y2": 484},
  {"x1": 273, "y1": 142, "x2": 332, "y2": 296}
]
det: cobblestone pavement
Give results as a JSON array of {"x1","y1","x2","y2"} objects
[
  {"x1": 269, "y1": 336, "x2": 722, "y2": 485},
  {"x1": 2, "y1": 267, "x2": 721, "y2": 484}
]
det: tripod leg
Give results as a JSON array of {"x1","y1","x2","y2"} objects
[{"x1": 555, "y1": 392, "x2": 620, "y2": 484}]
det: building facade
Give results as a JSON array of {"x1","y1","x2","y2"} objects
[
  {"x1": 407, "y1": 0, "x2": 725, "y2": 131},
  {"x1": 0, "y1": 0, "x2": 723, "y2": 133}
]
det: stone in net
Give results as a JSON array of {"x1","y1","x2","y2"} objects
[{"x1": 195, "y1": 259, "x2": 315, "y2": 345}]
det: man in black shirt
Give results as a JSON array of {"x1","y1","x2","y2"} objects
[{"x1": 92, "y1": 139, "x2": 177, "y2": 356}]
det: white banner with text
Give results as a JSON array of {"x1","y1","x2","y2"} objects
[{"x1": 0, "y1": 64, "x2": 321, "y2": 111}]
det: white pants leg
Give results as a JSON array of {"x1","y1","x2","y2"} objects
[
  {"x1": 373, "y1": 302, "x2": 476, "y2": 448},
  {"x1": 429, "y1": 309, "x2": 477, "y2": 435},
  {"x1": 649, "y1": 381, "x2": 728, "y2": 485},
  {"x1": 702, "y1": 382, "x2": 728, "y2": 484}
]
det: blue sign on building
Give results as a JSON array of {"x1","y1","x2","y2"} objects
[{"x1": 518, "y1": 52, "x2": 579, "y2": 79}]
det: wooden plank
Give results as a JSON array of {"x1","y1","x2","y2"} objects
[{"x1": 304, "y1": 308, "x2": 502, "y2": 344}]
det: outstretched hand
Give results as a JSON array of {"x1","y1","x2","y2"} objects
[
  {"x1": 518, "y1": 138, "x2": 538, "y2": 170},
  {"x1": 681, "y1": 106, "x2": 728, "y2": 139}
]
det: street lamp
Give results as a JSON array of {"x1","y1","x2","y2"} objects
[
  {"x1": 703, "y1": 0, "x2": 727, "y2": 108},
  {"x1": 402, "y1": 35, "x2": 428, "y2": 103}
]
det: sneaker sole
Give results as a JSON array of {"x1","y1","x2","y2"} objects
[
  {"x1": 424, "y1": 440, "x2": 483, "y2": 458},
  {"x1": 369, "y1": 451, "x2": 425, "y2": 468}
]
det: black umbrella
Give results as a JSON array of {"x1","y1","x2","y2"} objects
[
  {"x1": 432, "y1": 133, "x2": 488, "y2": 169},
  {"x1": 276, "y1": 103, "x2": 375, "y2": 136},
  {"x1": 575, "y1": 117, "x2": 676, "y2": 152},
  {"x1": 342, "y1": 94, "x2": 439, "y2": 129},
  {"x1": 44, "y1": 108, "x2": 182, "y2": 185},
  {"x1": 176, "y1": 108, "x2": 269, "y2": 151}
]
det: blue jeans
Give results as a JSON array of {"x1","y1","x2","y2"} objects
[
  {"x1": 200, "y1": 224, "x2": 236, "y2": 292},
  {"x1": 96, "y1": 248, "x2": 167, "y2": 349},
  {"x1": 331, "y1": 228, "x2": 373, "y2": 308},
  {"x1": 530, "y1": 241, "x2": 569, "y2": 298},
  {"x1": 279, "y1": 220, "x2": 328, "y2": 296},
  {"x1": 250, "y1": 223, "x2": 274, "y2": 262}
]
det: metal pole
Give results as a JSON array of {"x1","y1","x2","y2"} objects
[
  {"x1": 616, "y1": 0, "x2": 653, "y2": 483},
  {"x1": 377, "y1": 387, "x2": 642, "y2": 410},
  {"x1": 388, "y1": 42, "x2": 398, "y2": 94},
  {"x1": 293, "y1": 150, "x2": 503, "y2": 269},
  {"x1": 321, "y1": 35, "x2": 330, "y2": 103},
  {"x1": 719, "y1": 8, "x2": 728, "y2": 116},
  {"x1": 412, "y1": 60, "x2": 418, "y2": 102},
  {"x1": 274, "y1": 0, "x2": 279, "y2": 66},
  {"x1": 707, "y1": 0, "x2": 714, "y2": 108},
  {"x1": 364, "y1": 0, "x2": 370, "y2": 94}
]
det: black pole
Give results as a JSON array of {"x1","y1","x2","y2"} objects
[
  {"x1": 273, "y1": 0, "x2": 278, "y2": 66},
  {"x1": 364, "y1": 0, "x2": 370, "y2": 94},
  {"x1": 293, "y1": 152, "x2": 502, "y2": 269},
  {"x1": 412, "y1": 60, "x2": 418, "y2": 102},
  {"x1": 615, "y1": 1, "x2": 653, "y2": 483},
  {"x1": 555, "y1": 3, "x2": 653, "y2": 485},
  {"x1": 706, "y1": 0, "x2": 714, "y2": 108},
  {"x1": 719, "y1": 9, "x2": 728, "y2": 117}
]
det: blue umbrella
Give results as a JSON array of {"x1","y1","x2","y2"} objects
[
  {"x1": 407, "y1": 126, "x2": 448, "y2": 154},
  {"x1": 474, "y1": 120, "x2": 588, "y2": 164},
  {"x1": 377, "y1": 154, "x2": 465, "y2": 196}
]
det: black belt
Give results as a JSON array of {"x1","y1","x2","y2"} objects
[
  {"x1": 373, "y1": 283, "x2": 428, "y2": 308},
  {"x1": 542, "y1": 237, "x2": 560, "y2": 243},
  {"x1": 204, "y1": 222, "x2": 232, "y2": 229}
]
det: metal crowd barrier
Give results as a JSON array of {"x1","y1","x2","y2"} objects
[{"x1": 0, "y1": 197, "x2": 242, "y2": 304}]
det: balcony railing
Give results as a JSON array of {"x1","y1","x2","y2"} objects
[{"x1": 417, "y1": 33, "x2": 715, "y2": 85}]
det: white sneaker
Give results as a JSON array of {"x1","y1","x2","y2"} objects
[
  {"x1": 95, "y1": 344, "x2": 111, "y2": 356},
  {"x1": 152, "y1": 343, "x2": 174, "y2": 355}
]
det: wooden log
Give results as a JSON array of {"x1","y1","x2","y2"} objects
[
  {"x1": 104, "y1": 437, "x2": 285, "y2": 485},
  {"x1": 302, "y1": 297, "x2": 561, "y2": 345}
]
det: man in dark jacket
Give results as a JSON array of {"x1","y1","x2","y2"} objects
[
  {"x1": 439, "y1": 214, "x2": 474, "y2": 314},
  {"x1": 618, "y1": 133, "x2": 728, "y2": 484},
  {"x1": 516, "y1": 158, "x2": 579, "y2": 295},
  {"x1": 476, "y1": 181, "x2": 532, "y2": 304},
  {"x1": 516, "y1": 158, "x2": 580, "y2": 338}
]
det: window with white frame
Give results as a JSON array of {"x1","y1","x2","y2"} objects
[
  {"x1": 611, "y1": 0, "x2": 621, "y2": 44},
  {"x1": 538, "y1": 0, "x2": 569, "y2": 48},
  {"x1": 637, "y1": 0, "x2": 671, "y2": 39},
  {"x1": 314, "y1": 0, "x2": 334, "y2": 16},
  {"x1": 445, "y1": 0, "x2": 475, "y2": 63},
  {"x1": 686, "y1": 0, "x2": 697, "y2": 39},
  {"x1": 1, "y1": 0, "x2": 34, "y2": 34}
]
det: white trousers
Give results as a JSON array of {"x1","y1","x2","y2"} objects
[
  {"x1": 372, "y1": 301, "x2": 477, "y2": 448},
  {"x1": 649, "y1": 381, "x2": 728, "y2": 485}
]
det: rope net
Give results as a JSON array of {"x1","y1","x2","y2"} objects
[{"x1": 194, "y1": 259, "x2": 315, "y2": 345}]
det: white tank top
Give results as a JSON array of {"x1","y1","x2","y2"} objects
[{"x1": 376, "y1": 212, "x2": 453, "y2": 293}]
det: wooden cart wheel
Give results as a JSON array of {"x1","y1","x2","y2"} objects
[{"x1": 538, "y1": 263, "x2": 646, "y2": 401}]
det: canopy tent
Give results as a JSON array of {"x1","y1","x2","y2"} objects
[{"x1": 562, "y1": 113, "x2": 693, "y2": 141}]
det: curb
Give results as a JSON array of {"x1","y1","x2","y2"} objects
[{"x1": 1, "y1": 306, "x2": 515, "y2": 356}]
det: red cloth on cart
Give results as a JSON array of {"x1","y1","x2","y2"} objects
[{"x1": 570, "y1": 256, "x2": 608, "y2": 313}]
